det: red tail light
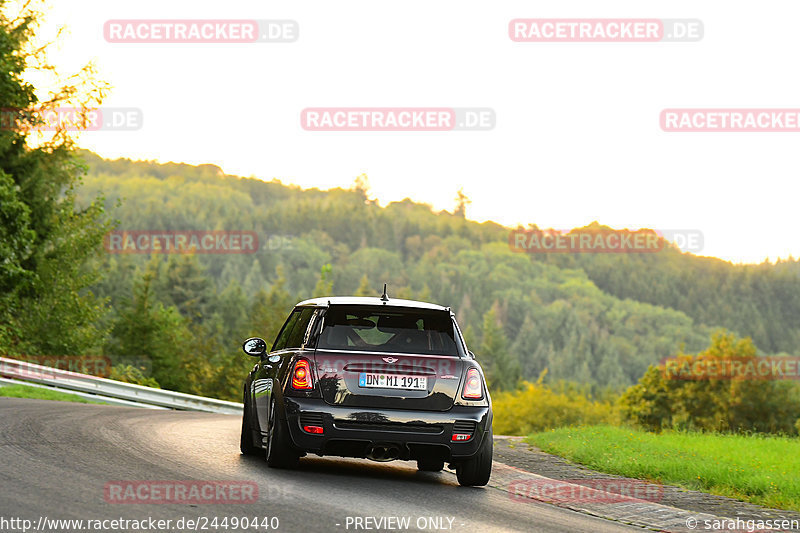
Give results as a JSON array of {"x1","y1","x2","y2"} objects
[
  {"x1": 292, "y1": 359, "x2": 313, "y2": 390},
  {"x1": 461, "y1": 368, "x2": 483, "y2": 400},
  {"x1": 303, "y1": 425, "x2": 324, "y2": 434},
  {"x1": 452, "y1": 433, "x2": 473, "y2": 442}
]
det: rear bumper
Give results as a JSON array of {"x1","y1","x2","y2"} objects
[{"x1": 283, "y1": 397, "x2": 491, "y2": 462}]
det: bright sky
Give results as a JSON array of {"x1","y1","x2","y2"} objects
[{"x1": 29, "y1": 0, "x2": 800, "y2": 264}]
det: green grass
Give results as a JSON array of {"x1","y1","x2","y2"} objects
[
  {"x1": 527, "y1": 425, "x2": 800, "y2": 512},
  {"x1": 0, "y1": 383, "x2": 105, "y2": 404}
]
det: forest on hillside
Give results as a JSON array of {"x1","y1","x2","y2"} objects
[{"x1": 5, "y1": 149, "x2": 779, "y2": 401}]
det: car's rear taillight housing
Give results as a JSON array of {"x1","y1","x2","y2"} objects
[
  {"x1": 292, "y1": 359, "x2": 314, "y2": 390},
  {"x1": 302, "y1": 425, "x2": 324, "y2": 434},
  {"x1": 461, "y1": 368, "x2": 483, "y2": 400}
]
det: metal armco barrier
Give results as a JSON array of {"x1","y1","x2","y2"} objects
[{"x1": 0, "y1": 357, "x2": 243, "y2": 415}]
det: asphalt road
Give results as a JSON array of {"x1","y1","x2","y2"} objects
[{"x1": 0, "y1": 399, "x2": 645, "y2": 533}]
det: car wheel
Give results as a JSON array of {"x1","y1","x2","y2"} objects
[
  {"x1": 240, "y1": 400, "x2": 261, "y2": 456},
  {"x1": 417, "y1": 458, "x2": 445, "y2": 472},
  {"x1": 266, "y1": 397, "x2": 300, "y2": 469},
  {"x1": 455, "y1": 428, "x2": 492, "y2": 486}
]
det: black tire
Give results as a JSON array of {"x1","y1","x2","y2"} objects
[
  {"x1": 240, "y1": 400, "x2": 261, "y2": 456},
  {"x1": 265, "y1": 397, "x2": 300, "y2": 469},
  {"x1": 417, "y1": 458, "x2": 445, "y2": 472},
  {"x1": 456, "y1": 428, "x2": 493, "y2": 486}
]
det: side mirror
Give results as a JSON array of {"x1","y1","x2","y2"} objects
[{"x1": 243, "y1": 337, "x2": 267, "y2": 357}]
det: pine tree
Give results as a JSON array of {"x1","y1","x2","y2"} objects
[
  {"x1": 106, "y1": 271, "x2": 195, "y2": 392},
  {"x1": 354, "y1": 274, "x2": 372, "y2": 296},
  {"x1": 156, "y1": 255, "x2": 212, "y2": 320},
  {"x1": 248, "y1": 266, "x2": 293, "y2": 341},
  {"x1": 479, "y1": 306, "x2": 521, "y2": 391},
  {"x1": 313, "y1": 263, "x2": 333, "y2": 297},
  {"x1": 242, "y1": 258, "x2": 265, "y2": 295}
]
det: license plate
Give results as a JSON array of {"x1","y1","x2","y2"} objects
[{"x1": 358, "y1": 373, "x2": 427, "y2": 390}]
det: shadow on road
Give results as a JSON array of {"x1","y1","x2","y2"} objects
[{"x1": 236, "y1": 453, "x2": 462, "y2": 487}]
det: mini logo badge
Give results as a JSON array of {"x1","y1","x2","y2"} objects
[{"x1": 382, "y1": 357, "x2": 399, "y2": 363}]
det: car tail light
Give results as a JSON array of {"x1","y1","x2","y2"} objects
[
  {"x1": 461, "y1": 368, "x2": 483, "y2": 400},
  {"x1": 292, "y1": 359, "x2": 313, "y2": 390},
  {"x1": 452, "y1": 433, "x2": 472, "y2": 442},
  {"x1": 302, "y1": 425, "x2": 324, "y2": 434}
]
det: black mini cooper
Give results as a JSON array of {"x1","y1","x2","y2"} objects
[{"x1": 240, "y1": 294, "x2": 493, "y2": 486}]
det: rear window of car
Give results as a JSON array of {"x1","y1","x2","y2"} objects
[{"x1": 317, "y1": 306, "x2": 459, "y2": 356}]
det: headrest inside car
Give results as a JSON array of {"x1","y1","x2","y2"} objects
[
  {"x1": 377, "y1": 315, "x2": 418, "y2": 332},
  {"x1": 342, "y1": 317, "x2": 374, "y2": 329}
]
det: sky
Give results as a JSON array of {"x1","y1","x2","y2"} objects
[{"x1": 25, "y1": 0, "x2": 800, "y2": 264}]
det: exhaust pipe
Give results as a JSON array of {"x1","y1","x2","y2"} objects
[{"x1": 367, "y1": 444, "x2": 400, "y2": 462}]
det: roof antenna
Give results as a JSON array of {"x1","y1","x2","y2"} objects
[{"x1": 380, "y1": 283, "x2": 389, "y2": 302}]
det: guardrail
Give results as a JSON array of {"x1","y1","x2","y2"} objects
[{"x1": 0, "y1": 357, "x2": 243, "y2": 415}]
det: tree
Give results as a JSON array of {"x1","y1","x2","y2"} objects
[
  {"x1": 215, "y1": 279, "x2": 248, "y2": 336},
  {"x1": 416, "y1": 284, "x2": 432, "y2": 303},
  {"x1": 0, "y1": 172, "x2": 35, "y2": 348},
  {"x1": 110, "y1": 364, "x2": 160, "y2": 388},
  {"x1": 0, "y1": 1, "x2": 112, "y2": 355},
  {"x1": 242, "y1": 258, "x2": 265, "y2": 295},
  {"x1": 248, "y1": 265, "x2": 293, "y2": 341},
  {"x1": 478, "y1": 306, "x2": 520, "y2": 391},
  {"x1": 312, "y1": 263, "x2": 333, "y2": 297},
  {"x1": 354, "y1": 274, "x2": 372, "y2": 296},
  {"x1": 105, "y1": 271, "x2": 198, "y2": 392},
  {"x1": 461, "y1": 324, "x2": 478, "y2": 352},
  {"x1": 619, "y1": 332, "x2": 800, "y2": 434},
  {"x1": 352, "y1": 173, "x2": 373, "y2": 204},
  {"x1": 154, "y1": 255, "x2": 213, "y2": 320},
  {"x1": 454, "y1": 188, "x2": 471, "y2": 219}
]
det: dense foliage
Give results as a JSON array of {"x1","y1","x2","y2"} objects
[
  {"x1": 492, "y1": 378, "x2": 619, "y2": 435},
  {"x1": 0, "y1": 2, "x2": 111, "y2": 356},
  {"x1": 53, "y1": 150, "x2": 800, "y2": 406},
  {"x1": 68, "y1": 152, "x2": 712, "y2": 398},
  {"x1": 620, "y1": 332, "x2": 800, "y2": 434}
]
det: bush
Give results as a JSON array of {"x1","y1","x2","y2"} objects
[
  {"x1": 492, "y1": 379, "x2": 619, "y2": 435},
  {"x1": 109, "y1": 364, "x2": 160, "y2": 388},
  {"x1": 619, "y1": 332, "x2": 800, "y2": 434}
]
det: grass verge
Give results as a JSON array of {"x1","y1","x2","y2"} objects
[
  {"x1": 0, "y1": 383, "x2": 105, "y2": 404},
  {"x1": 527, "y1": 425, "x2": 800, "y2": 512}
]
